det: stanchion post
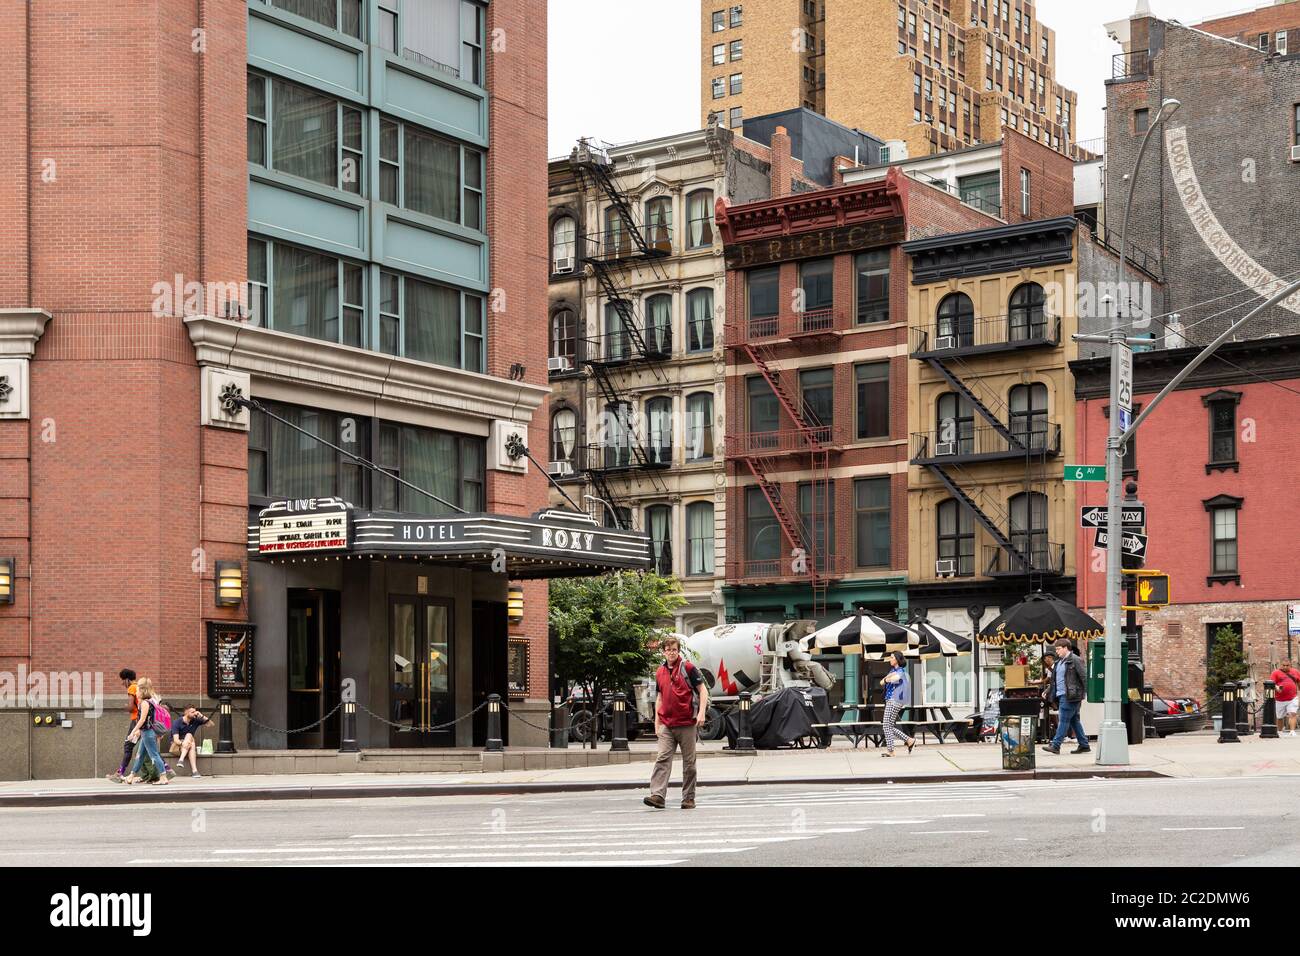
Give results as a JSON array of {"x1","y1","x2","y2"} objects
[
  {"x1": 1217, "y1": 683, "x2": 1239, "y2": 744},
  {"x1": 736, "y1": 692, "x2": 755, "y2": 752},
  {"x1": 216, "y1": 696, "x2": 236, "y2": 754},
  {"x1": 339, "y1": 700, "x2": 359, "y2": 753},
  {"x1": 610, "y1": 692, "x2": 630, "y2": 752},
  {"x1": 1261, "y1": 680, "x2": 1279, "y2": 739},
  {"x1": 485, "y1": 694, "x2": 504, "y2": 752},
  {"x1": 1141, "y1": 685, "x2": 1157, "y2": 739},
  {"x1": 550, "y1": 695, "x2": 569, "y2": 749},
  {"x1": 1236, "y1": 679, "x2": 1253, "y2": 736}
]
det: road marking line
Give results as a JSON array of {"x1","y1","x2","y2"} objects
[
  {"x1": 213, "y1": 835, "x2": 829, "y2": 854},
  {"x1": 132, "y1": 848, "x2": 746, "y2": 863},
  {"x1": 908, "y1": 829, "x2": 988, "y2": 835},
  {"x1": 1160, "y1": 826, "x2": 1244, "y2": 831}
]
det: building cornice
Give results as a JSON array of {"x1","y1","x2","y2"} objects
[
  {"x1": 1071, "y1": 334, "x2": 1300, "y2": 399},
  {"x1": 184, "y1": 315, "x2": 548, "y2": 425},
  {"x1": 716, "y1": 167, "x2": 906, "y2": 245},
  {"x1": 0, "y1": 309, "x2": 52, "y2": 358}
]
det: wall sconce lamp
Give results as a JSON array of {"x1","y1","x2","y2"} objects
[
  {"x1": 0, "y1": 558, "x2": 14, "y2": 605},
  {"x1": 215, "y1": 561, "x2": 243, "y2": 608},
  {"x1": 507, "y1": 585, "x2": 525, "y2": 624}
]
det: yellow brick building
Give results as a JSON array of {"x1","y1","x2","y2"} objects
[{"x1": 701, "y1": 0, "x2": 1080, "y2": 159}]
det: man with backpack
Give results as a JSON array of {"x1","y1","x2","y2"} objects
[
  {"x1": 1269, "y1": 661, "x2": 1300, "y2": 737},
  {"x1": 644, "y1": 635, "x2": 708, "y2": 810}
]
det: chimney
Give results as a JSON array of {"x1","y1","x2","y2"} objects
[{"x1": 770, "y1": 126, "x2": 793, "y2": 197}]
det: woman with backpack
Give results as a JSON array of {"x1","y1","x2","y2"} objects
[
  {"x1": 122, "y1": 677, "x2": 171, "y2": 785},
  {"x1": 880, "y1": 651, "x2": 916, "y2": 757}
]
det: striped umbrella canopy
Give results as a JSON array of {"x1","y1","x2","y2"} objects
[
  {"x1": 905, "y1": 620, "x2": 974, "y2": 660},
  {"x1": 802, "y1": 612, "x2": 917, "y2": 658}
]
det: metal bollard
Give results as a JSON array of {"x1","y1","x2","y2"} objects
[
  {"x1": 339, "y1": 700, "x2": 359, "y2": 753},
  {"x1": 610, "y1": 692, "x2": 630, "y2": 752},
  {"x1": 550, "y1": 696, "x2": 569, "y2": 749},
  {"x1": 216, "y1": 696, "x2": 236, "y2": 754},
  {"x1": 1236, "y1": 679, "x2": 1253, "y2": 736},
  {"x1": 736, "y1": 692, "x2": 756, "y2": 752},
  {"x1": 1141, "y1": 685, "x2": 1157, "y2": 739},
  {"x1": 485, "y1": 694, "x2": 504, "y2": 752},
  {"x1": 1217, "y1": 683, "x2": 1240, "y2": 744},
  {"x1": 1261, "y1": 680, "x2": 1279, "y2": 739}
]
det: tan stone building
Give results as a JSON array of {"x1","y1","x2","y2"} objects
[{"x1": 701, "y1": 0, "x2": 1081, "y2": 160}]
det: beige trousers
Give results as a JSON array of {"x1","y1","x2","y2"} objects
[{"x1": 649, "y1": 724, "x2": 698, "y2": 802}]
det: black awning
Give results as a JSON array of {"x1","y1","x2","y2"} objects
[{"x1": 248, "y1": 499, "x2": 650, "y2": 579}]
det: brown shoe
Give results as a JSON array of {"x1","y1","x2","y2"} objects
[
  {"x1": 643, "y1": 794, "x2": 665, "y2": 809},
  {"x1": 680, "y1": 800, "x2": 696, "y2": 810}
]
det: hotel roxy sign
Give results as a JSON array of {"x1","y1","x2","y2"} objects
[{"x1": 257, "y1": 497, "x2": 351, "y2": 554}]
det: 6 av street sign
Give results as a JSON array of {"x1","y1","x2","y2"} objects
[
  {"x1": 1080, "y1": 505, "x2": 1146, "y2": 529},
  {"x1": 1065, "y1": 465, "x2": 1107, "y2": 482},
  {"x1": 1095, "y1": 529, "x2": 1148, "y2": 560}
]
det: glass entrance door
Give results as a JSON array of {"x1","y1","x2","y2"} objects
[{"x1": 390, "y1": 596, "x2": 454, "y2": 746}]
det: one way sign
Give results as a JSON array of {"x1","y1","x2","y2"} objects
[
  {"x1": 1080, "y1": 505, "x2": 1146, "y2": 528},
  {"x1": 1095, "y1": 529, "x2": 1148, "y2": 560}
]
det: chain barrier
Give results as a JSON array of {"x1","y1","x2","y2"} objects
[
  {"x1": 354, "y1": 699, "x2": 490, "y2": 733},
  {"x1": 235, "y1": 701, "x2": 343, "y2": 736},
  {"x1": 500, "y1": 698, "x2": 600, "y2": 736}
]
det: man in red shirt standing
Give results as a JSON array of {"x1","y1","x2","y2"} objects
[
  {"x1": 644, "y1": 635, "x2": 709, "y2": 810},
  {"x1": 1269, "y1": 661, "x2": 1300, "y2": 736}
]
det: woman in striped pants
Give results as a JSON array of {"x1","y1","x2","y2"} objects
[{"x1": 880, "y1": 651, "x2": 916, "y2": 756}]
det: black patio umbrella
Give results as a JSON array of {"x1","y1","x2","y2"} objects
[{"x1": 977, "y1": 592, "x2": 1103, "y2": 647}]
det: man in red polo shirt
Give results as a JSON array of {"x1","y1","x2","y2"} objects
[
  {"x1": 644, "y1": 635, "x2": 709, "y2": 810},
  {"x1": 1269, "y1": 660, "x2": 1300, "y2": 736}
]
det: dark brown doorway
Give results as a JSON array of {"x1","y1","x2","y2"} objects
[
  {"x1": 472, "y1": 602, "x2": 509, "y2": 747},
  {"x1": 389, "y1": 596, "x2": 455, "y2": 746},
  {"x1": 286, "y1": 589, "x2": 341, "y2": 749}
]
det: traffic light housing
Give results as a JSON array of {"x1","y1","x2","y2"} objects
[{"x1": 1123, "y1": 570, "x2": 1170, "y2": 609}]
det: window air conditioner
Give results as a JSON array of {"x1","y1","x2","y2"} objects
[
  {"x1": 1291, "y1": 145, "x2": 1300, "y2": 162},
  {"x1": 548, "y1": 461, "x2": 574, "y2": 478},
  {"x1": 935, "y1": 334, "x2": 956, "y2": 350},
  {"x1": 935, "y1": 559, "x2": 957, "y2": 576},
  {"x1": 553, "y1": 257, "x2": 575, "y2": 274},
  {"x1": 547, "y1": 356, "x2": 572, "y2": 373},
  {"x1": 934, "y1": 441, "x2": 957, "y2": 456}
]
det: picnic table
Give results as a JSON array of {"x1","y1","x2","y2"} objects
[{"x1": 812, "y1": 703, "x2": 971, "y2": 749}]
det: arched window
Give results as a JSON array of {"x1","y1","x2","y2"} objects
[
  {"x1": 686, "y1": 189, "x2": 714, "y2": 249},
  {"x1": 686, "y1": 501, "x2": 715, "y2": 575},
  {"x1": 550, "y1": 308, "x2": 576, "y2": 367},
  {"x1": 1008, "y1": 491, "x2": 1049, "y2": 567},
  {"x1": 686, "y1": 287, "x2": 714, "y2": 352},
  {"x1": 604, "y1": 206, "x2": 630, "y2": 258},
  {"x1": 551, "y1": 407, "x2": 576, "y2": 467},
  {"x1": 936, "y1": 392, "x2": 974, "y2": 454},
  {"x1": 937, "y1": 499, "x2": 974, "y2": 577},
  {"x1": 551, "y1": 216, "x2": 576, "y2": 272},
  {"x1": 936, "y1": 292, "x2": 975, "y2": 348},
  {"x1": 644, "y1": 293, "x2": 672, "y2": 357},
  {"x1": 646, "y1": 396, "x2": 673, "y2": 465},
  {"x1": 645, "y1": 196, "x2": 672, "y2": 254},
  {"x1": 646, "y1": 504, "x2": 672, "y2": 575},
  {"x1": 604, "y1": 300, "x2": 630, "y2": 361},
  {"x1": 1009, "y1": 382, "x2": 1049, "y2": 451},
  {"x1": 685, "y1": 391, "x2": 714, "y2": 460},
  {"x1": 1008, "y1": 282, "x2": 1046, "y2": 342}
]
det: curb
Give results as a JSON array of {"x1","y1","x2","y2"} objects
[{"x1": 0, "y1": 767, "x2": 1167, "y2": 808}]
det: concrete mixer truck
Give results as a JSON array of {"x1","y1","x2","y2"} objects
[{"x1": 675, "y1": 620, "x2": 837, "y2": 740}]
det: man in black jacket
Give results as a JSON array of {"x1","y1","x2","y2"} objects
[{"x1": 1043, "y1": 637, "x2": 1090, "y2": 755}]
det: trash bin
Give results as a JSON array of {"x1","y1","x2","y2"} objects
[{"x1": 999, "y1": 714, "x2": 1037, "y2": 770}]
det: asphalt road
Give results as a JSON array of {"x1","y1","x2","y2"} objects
[{"x1": 0, "y1": 775, "x2": 1295, "y2": 867}]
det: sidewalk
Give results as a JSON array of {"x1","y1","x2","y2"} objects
[{"x1": 3, "y1": 733, "x2": 1297, "y2": 807}]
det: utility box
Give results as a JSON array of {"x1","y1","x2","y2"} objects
[{"x1": 1087, "y1": 639, "x2": 1128, "y2": 703}]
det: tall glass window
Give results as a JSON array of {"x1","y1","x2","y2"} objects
[
  {"x1": 855, "y1": 249, "x2": 890, "y2": 325},
  {"x1": 937, "y1": 499, "x2": 974, "y2": 576},
  {"x1": 798, "y1": 482, "x2": 835, "y2": 571},
  {"x1": 1009, "y1": 491, "x2": 1048, "y2": 564},
  {"x1": 645, "y1": 294, "x2": 672, "y2": 356},
  {"x1": 604, "y1": 301, "x2": 631, "y2": 361},
  {"x1": 686, "y1": 501, "x2": 715, "y2": 575},
  {"x1": 936, "y1": 293, "x2": 975, "y2": 347},
  {"x1": 800, "y1": 258, "x2": 834, "y2": 312},
  {"x1": 1008, "y1": 282, "x2": 1045, "y2": 341},
  {"x1": 1009, "y1": 383, "x2": 1048, "y2": 451},
  {"x1": 747, "y1": 266, "x2": 780, "y2": 335},
  {"x1": 271, "y1": 79, "x2": 340, "y2": 187},
  {"x1": 855, "y1": 362, "x2": 890, "y2": 440},
  {"x1": 646, "y1": 504, "x2": 672, "y2": 575},
  {"x1": 686, "y1": 392, "x2": 714, "y2": 460},
  {"x1": 551, "y1": 217, "x2": 577, "y2": 271},
  {"x1": 645, "y1": 197, "x2": 672, "y2": 253},
  {"x1": 686, "y1": 288, "x2": 714, "y2": 352},
  {"x1": 686, "y1": 190, "x2": 715, "y2": 249},
  {"x1": 747, "y1": 376, "x2": 781, "y2": 434},
  {"x1": 550, "y1": 308, "x2": 576, "y2": 366},
  {"x1": 854, "y1": 477, "x2": 891, "y2": 568},
  {"x1": 746, "y1": 487, "x2": 780, "y2": 565},
  {"x1": 646, "y1": 397, "x2": 672, "y2": 465},
  {"x1": 937, "y1": 392, "x2": 974, "y2": 453},
  {"x1": 551, "y1": 408, "x2": 576, "y2": 465},
  {"x1": 799, "y1": 368, "x2": 834, "y2": 432}
]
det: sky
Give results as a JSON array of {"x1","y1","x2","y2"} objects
[{"x1": 547, "y1": 0, "x2": 1257, "y2": 157}]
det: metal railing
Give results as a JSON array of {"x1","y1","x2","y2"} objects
[
  {"x1": 724, "y1": 308, "x2": 847, "y2": 345},
  {"x1": 726, "y1": 425, "x2": 837, "y2": 457},
  {"x1": 911, "y1": 422, "x2": 1061, "y2": 462},
  {"x1": 582, "y1": 442, "x2": 671, "y2": 471},
  {"x1": 1112, "y1": 50, "x2": 1149, "y2": 81},
  {"x1": 582, "y1": 331, "x2": 671, "y2": 365},
  {"x1": 911, "y1": 313, "x2": 1060, "y2": 354},
  {"x1": 728, "y1": 555, "x2": 849, "y2": 582},
  {"x1": 983, "y1": 541, "x2": 1066, "y2": 575},
  {"x1": 402, "y1": 48, "x2": 460, "y2": 78}
]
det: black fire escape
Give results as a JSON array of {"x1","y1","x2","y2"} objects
[
  {"x1": 571, "y1": 139, "x2": 672, "y2": 530},
  {"x1": 909, "y1": 306, "x2": 1067, "y2": 584}
]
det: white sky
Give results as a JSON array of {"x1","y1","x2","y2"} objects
[{"x1": 547, "y1": 0, "x2": 1257, "y2": 157}]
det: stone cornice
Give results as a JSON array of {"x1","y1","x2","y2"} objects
[
  {"x1": 0, "y1": 309, "x2": 52, "y2": 358},
  {"x1": 184, "y1": 315, "x2": 548, "y2": 425}
]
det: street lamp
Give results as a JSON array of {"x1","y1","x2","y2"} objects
[{"x1": 583, "y1": 494, "x2": 621, "y2": 530}]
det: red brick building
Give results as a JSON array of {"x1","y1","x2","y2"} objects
[
  {"x1": 715, "y1": 166, "x2": 1000, "y2": 626},
  {"x1": 0, "y1": 0, "x2": 636, "y2": 781},
  {"x1": 1072, "y1": 336, "x2": 1300, "y2": 700}
]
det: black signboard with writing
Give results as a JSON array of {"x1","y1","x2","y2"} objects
[
  {"x1": 507, "y1": 640, "x2": 529, "y2": 698},
  {"x1": 207, "y1": 621, "x2": 255, "y2": 698},
  {"x1": 723, "y1": 219, "x2": 906, "y2": 269}
]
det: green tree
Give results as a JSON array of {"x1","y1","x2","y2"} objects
[
  {"x1": 549, "y1": 571, "x2": 686, "y2": 747},
  {"x1": 1205, "y1": 625, "x2": 1247, "y2": 716}
]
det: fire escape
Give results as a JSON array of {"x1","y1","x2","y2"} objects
[
  {"x1": 571, "y1": 139, "x2": 671, "y2": 534},
  {"x1": 909, "y1": 308, "x2": 1066, "y2": 584},
  {"x1": 725, "y1": 306, "x2": 843, "y2": 618}
]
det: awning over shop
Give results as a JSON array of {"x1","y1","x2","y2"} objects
[{"x1": 248, "y1": 498, "x2": 650, "y2": 579}]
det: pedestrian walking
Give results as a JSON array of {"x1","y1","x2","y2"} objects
[
  {"x1": 1269, "y1": 661, "x2": 1300, "y2": 737},
  {"x1": 106, "y1": 669, "x2": 140, "y2": 783},
  {"x1": 644, "y1": 635, "x2": 708, "y2": 810},
  {"x1": 879, "y1": 651, "x2": 915, "y2": 756},
  {"x1": 1042, "y1": 638, "x2": 1090, "y2": 755},
  {"x1": 122, "y1": 678, "x2": 171, "y2": 785},
  {"x1": 172, "y1": 706, "x2": 211, "y2": 777}
]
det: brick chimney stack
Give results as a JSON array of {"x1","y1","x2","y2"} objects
[{"x1": 770, "y1": 126, "x2": 793, "y2": 198}]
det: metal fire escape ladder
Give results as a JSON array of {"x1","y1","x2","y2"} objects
[
  {"x1": 927, "y1": 462, "x2": 1033, "y2": 572},
  {"x1": 925, "y1": 357, "x2": 1021, "y2": 447}
]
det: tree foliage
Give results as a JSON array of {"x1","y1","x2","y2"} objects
[
  {"x1": 1205, "y1": 625, "x2": 1247, "y2": 715},
  {"x1": 549, "y1": 571, "x2": 686, "y2": 697}
]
